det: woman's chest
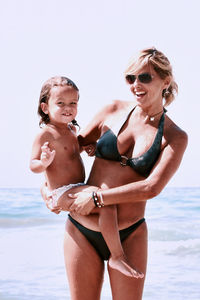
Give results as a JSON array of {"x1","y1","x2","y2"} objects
[{"x1": 115, "y1": 120, "x2": 159, "y2": 158}]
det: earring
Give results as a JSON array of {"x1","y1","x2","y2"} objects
[{"x1": 162, "y1": 88, "x2": 170, "y2": 98}]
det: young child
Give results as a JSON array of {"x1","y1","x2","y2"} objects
[{"x1": 30, "y1": 76, "x2": 143, "y2": 279}]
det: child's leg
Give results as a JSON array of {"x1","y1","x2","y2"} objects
[
  {"x1": 99, "y1": 205, "x2": 123, "y2": 258},
  {"x1": 99, "y1": 205, "x2": 144, "y2": 278}
]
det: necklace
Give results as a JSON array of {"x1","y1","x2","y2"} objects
[{"x1": 149, "y1": 109, "x2": 164, "y2": 121}]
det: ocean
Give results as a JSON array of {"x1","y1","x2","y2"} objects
[{"x1": 0, "y1": 187, "x2": 200, "y2": 300}]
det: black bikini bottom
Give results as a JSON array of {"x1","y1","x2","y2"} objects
[{"x1": 68, "y1": 214, "x2": 145, "y2": 260}]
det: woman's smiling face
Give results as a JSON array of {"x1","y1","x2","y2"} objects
[{"x1": 128, "y1": 65, "x2": 170, "y2": 109}]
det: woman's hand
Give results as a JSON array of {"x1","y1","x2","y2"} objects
[
  {"x1": 40, "y1": 183, "x2": 62, "y2": 214},
  {"x1": 68, "y1": 191, "x2": 96, "y2": 215},
  {"x1": 83, "y1": 143, "x2": 96, "y2": 156}
]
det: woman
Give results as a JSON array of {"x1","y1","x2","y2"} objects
[{"x1": 44, "y1": 47, "x2": 187, "y2": 300}]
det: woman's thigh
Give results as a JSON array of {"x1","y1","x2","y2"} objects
[
  {"x1": 108, "y1": 221, "x2": 148, "y2": 300},
  {"x1": 64, "y1": 218, "x2": 105, "y2": 300}
]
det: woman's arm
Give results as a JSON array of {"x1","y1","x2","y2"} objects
[
  {"x1": 40, "y1": 183, "x2": 62, "y2": 214},
  {"x1": 69, "y1": 127, "x2": 188, "y2": 214},
  {"x1": 104, "y1": 128, "x2": 188, "y2": 204},
  {"x1": 78, "y1": 100, "x2": 122, "y2": 146}
]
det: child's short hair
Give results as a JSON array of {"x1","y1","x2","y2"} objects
[{"x1": 38, "y1": 76, "x2": 79, "y2": 126}]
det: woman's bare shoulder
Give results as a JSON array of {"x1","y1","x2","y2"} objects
[
  {"x1": 105, "y1": 99, "x2": 135, "y2": 114},
  {"x1": 165, "y1": 116, "x2": 188, "y2": 147}
]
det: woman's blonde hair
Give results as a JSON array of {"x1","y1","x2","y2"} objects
[{"x1": 125, "y1": 47, "x2": 178, "y2": 106}]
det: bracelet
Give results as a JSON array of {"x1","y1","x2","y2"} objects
[
  {"x1": 92, "y1": 191, "x2": 104, "y2": 208},
  {"x1": 98, "y1": 191, "x2": 105, "y2": 207}
]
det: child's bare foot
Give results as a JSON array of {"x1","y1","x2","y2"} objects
[{"x1": 108, "y1": 255, "x2": 144, "y2": 279}]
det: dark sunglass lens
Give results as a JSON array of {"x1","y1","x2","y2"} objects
[
  {"x1": 139, "y1": 73, "x2": 152, "y2": 83},
  {"x1": 126, "y1": 75, "x2": 136, "y2": 84}
]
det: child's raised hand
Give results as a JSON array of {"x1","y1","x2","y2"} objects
[{"x1": 40, "y1": 142, "x2": 56, "y2": 168}]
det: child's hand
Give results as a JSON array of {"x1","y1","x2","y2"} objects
[
  {"x1": 83, "y1": 143, "x2": 96, "y2": 156},
  {"x1": 40, "y1": 142, "x2": 56, "y2": 168}
]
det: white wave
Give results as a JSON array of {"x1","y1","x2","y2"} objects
[
  {"x1": 149, "y1": 239, "x2": 200, "y2": 257},
  {"x1": 0, "y1": 217, "x2": 63, "y2": 228}
]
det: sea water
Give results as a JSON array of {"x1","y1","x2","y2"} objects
[{"x1": 0, "y1": 187, "x2": 199, "y2": 300}]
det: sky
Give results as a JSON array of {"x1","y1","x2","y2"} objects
[{"x1": 0, "y1": 0, "x2": 200, "y2": 188}]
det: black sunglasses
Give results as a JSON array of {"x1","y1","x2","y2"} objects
[{"x1": 125, "y1": 73, "x2": 153, "y2": 84}]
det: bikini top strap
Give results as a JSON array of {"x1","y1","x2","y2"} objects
[{"x1": 111, "y1": 106, "x2": 136, "y2": 136}]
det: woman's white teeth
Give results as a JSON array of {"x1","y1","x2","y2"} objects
[{"x1": 136, "y1": 91, "x2": 145, "y2": 95}]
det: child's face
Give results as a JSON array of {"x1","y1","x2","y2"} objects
[{"x1": 41, "y1": 85, "x2": 79, "y2": 125}]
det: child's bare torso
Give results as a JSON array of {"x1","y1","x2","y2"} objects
[{"x1": 43, "y1": 125, "x2": 85, "y2": 190}]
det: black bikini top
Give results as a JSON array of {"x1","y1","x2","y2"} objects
[{"x1": 95, "y1": 107, "x2": 165, "y2": 177}]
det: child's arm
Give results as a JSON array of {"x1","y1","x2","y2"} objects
[
  {"x1": 30, "y1": 142, "x2": 56, "y2": 173},
  {"x1": 30, "y1": 131, "x2": 56, "y2": 173}
]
